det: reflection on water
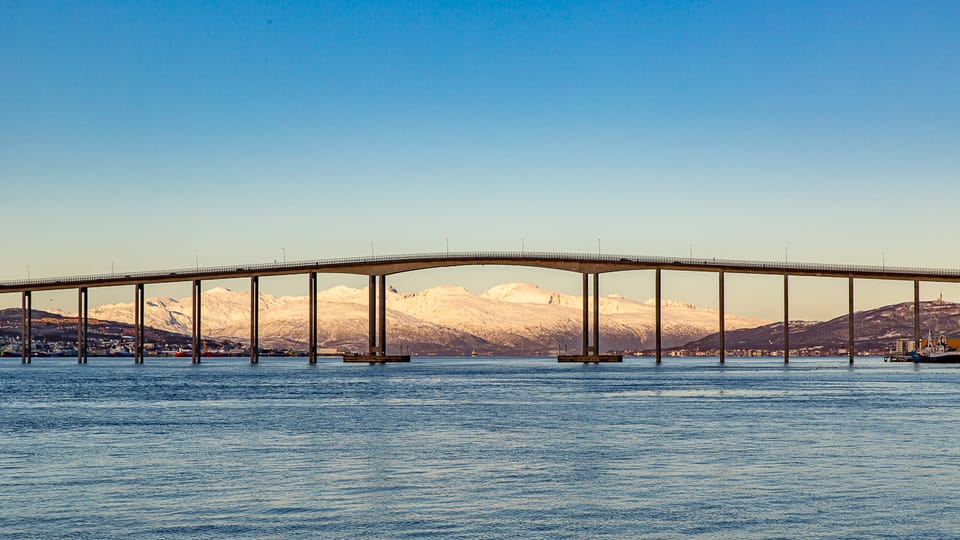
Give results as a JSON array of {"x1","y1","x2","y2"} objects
[{"x1": 2, "y1": 356, "x2": 960, "y2": 539}]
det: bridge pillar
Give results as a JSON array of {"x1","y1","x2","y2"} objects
[
  {"x1": 378, "y1": 274, "x2": 387, "y2": 355},
  {"x1": 250, "y1": 276, "x2": 259, "y2": 364},
  {"x1": 347, "y1": 274, "x2": 409, "y2": 363},
  {"x1": 309, "y1": 272, "x2": 317, "y2": 364},
  {"x1": 719, "y1": 271, "x2": 725, "y2": 364},
  {"x1": 783, "y1": 275, "x2": 789, "y2": 363},
  {"x1": 192, "y1": 280, "x2": 202, "y2": 364},
  {"x1": 578, "y1": 273, "x2": 602, "y2": 355},
  {"x1": 593, "y1": 272, "x2": 600, "y2": 355},
  {"x1": 581, "y1": 273, "x2": 589, "y2": 355},
  {"x1": 848, "y1": 277, "x2": 854, "y2": 364},
  {"x1": 134, "y1": 283, "x2": 145, "y2": 364},
  {"x1": 559, "y1": 272, "x2": 621, "y2": 363},
  {"x1": 77, "y1": 287, "x2": 88, "y2": 364},
  {"x1": 655, "y1": 268, "x2": 662, "y2": 363},
  {"x1": 21, "y1": 291, "x2": 31, "y2": 364},
  {"x1": 914, "y1": 280, "x2": 920, "y2": 352},
  {"x1": 368, "y1": 275, "x2": 376, "y2": 354}
]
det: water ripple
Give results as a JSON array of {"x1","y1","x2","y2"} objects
[{"x1": 2, "y1": 357, "x2": 960, "y2": 538}]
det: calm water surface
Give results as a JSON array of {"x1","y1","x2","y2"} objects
[{"x1": 2, "y1": 356, "x2": 960, "y2": 538}]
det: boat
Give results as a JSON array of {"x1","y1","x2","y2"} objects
[{"x1": 912, "y1": 334, "x2": 960, "y2": 363}]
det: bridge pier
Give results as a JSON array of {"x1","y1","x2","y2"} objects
[
  {"x1": 379, "y1": 273, "x2": 387, "y2": 354},
  {"x1": 914, "y1": 280, "x2": 920, "y2": 352},
  {"x1": 581, "y1": 273, "x2": 588, "y2": 355},
  {"x1": 309, "y1": 272, "x2": 317, "y2": 364},
  {"x1": 848, "y1": 277, "x2": 855, "y2": 364},
  {"x1": 783, "y1": 275, "x2": 789, "y2": 363},
  {"x1": 21, "y1": 291, "x2": 31, "y2": 364},
  {"x1": 655, "y1": 268, "x2": 662, "y2": 363},
  {"x1": 559, "y1": 272, "x2": 622, "y2": 363},
  {"x1": 346, "y1": 275, "x2": 409, "y2": 364},
  {"x1": 719, "y1": 271, "x2": 725, "y2": 364},
  {"x1": 250, "y1": 276, "x2": 259, "y2": 364},
  {"x1": 192, "y1": 280, "x2": 201, "y2": 364},
  {"x1": 77, "y1": 287, "x2": 88, "y2": 364},
  {"x1": 368, "y1": 275, "x2": 376, "y2": 353},
  {"x1": 584, "y1": 273, "x2": 600, "y2": 356},
  {"x1": 134, "y1": 283, "x2": 145, "y2": 364}
]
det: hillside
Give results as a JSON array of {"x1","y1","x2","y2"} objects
[
  {"x1": 0, "y1": 308, "x2": 234, "y2": 356},
  {"x1": 681, "y1": 300, "x2": 960, "y2": 355}
]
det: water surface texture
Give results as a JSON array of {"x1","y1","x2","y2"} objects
[{"x1": 2, "y1": 356, "x2": 960, "y2": 538}]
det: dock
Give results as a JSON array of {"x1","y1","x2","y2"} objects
[
  {"x1": 344, "y1": 355, "x2": 411, "y2": 364},
  {"x1": 558, "y1": 354, "x2": 623, "y2": 363}
]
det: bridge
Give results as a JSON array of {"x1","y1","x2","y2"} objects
[{"x1": 4, "y1": 251, "x2": 957, "y2": 365}]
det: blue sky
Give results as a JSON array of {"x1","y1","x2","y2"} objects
[{"x1": 2, "y1": 1, "x2": 959, "y2": 320}]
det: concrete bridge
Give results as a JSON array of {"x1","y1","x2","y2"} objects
[{"x1": 4, "y1": 251, "x2": 956, "y2": 365}]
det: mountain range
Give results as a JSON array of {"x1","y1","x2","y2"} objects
[{"x1": 83, "y1": 282, "x2": 767, "y2": 355}]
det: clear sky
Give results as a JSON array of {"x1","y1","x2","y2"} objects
[{"x1": 2, "y1": 1, "x2": 959, "y2": 321}]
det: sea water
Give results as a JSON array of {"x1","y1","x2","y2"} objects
[{"x1": 2, "y1": 356, "x2": 960, "y2": 539}]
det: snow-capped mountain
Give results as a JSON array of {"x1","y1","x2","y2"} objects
[{"x1": 87, "y1": 283, "x2": 767, "y2": 355}]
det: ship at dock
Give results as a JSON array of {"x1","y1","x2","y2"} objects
[{"x1": 911, "y1": 335, "x2": 960, "y2": 363}]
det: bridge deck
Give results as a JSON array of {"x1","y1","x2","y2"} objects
[{"x1": 2, "y1": 252, "x2": 959, "y2": 293}]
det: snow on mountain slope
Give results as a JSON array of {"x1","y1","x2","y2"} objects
[
  {"x1": 482, "y1": 283, "x2": 721, "y2": 327},
  {"x1": 87, "y1": 282, "x2": 768, "y2": 354}
]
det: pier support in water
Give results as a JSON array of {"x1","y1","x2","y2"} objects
[
  {"x1": 368, "y1": 275, "x2": 376, "y2": 354},
  {"x1": 581, "y1": 273, "x2": 589, "y2": 355},
  {"x1": 914, "y1": 280, "x2": 920, "y2": 352},
  {"x1": 250, "y1": 276, "x2": 259, "y2": 364},
  {"x1": 77, "y1": 287, "x2": 88, "y2": 364},
  {"x1": 309, "y1": 272, "x2": 317, "y2": 364},
  {"x1": 379, "y1": 274, "x2": 387, "y2": 356},
  {"x1": 347, "y1": 275, "x2": 409, "y2": 364},
  {"x1": 719, "y1": 271, "x2": 725, "y2": 364},
  {"x1": 848, "y1": 277, "x2": 855, "y2": 364},
  {"x1": 655, "y1": 268, "x2": 662, "y2": 364},
  {"x1": 593, "y1": 272, "x2": 600, "y2": 355},
  {"x1": 134, "y1": 283, "x2": 145, "y2": 364},
  {"x1": 559, "y1": 272, "x2": 622, "y2": 363},
  {"x1": 192, "y1": 280, "x2": 202, "y2": 364},
  {"x1": 783, "y1": 275, "x2": 789, "y2": 364},
  {"x1": 21, "y1": 291, "x2": 31, "y2": 364}
]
